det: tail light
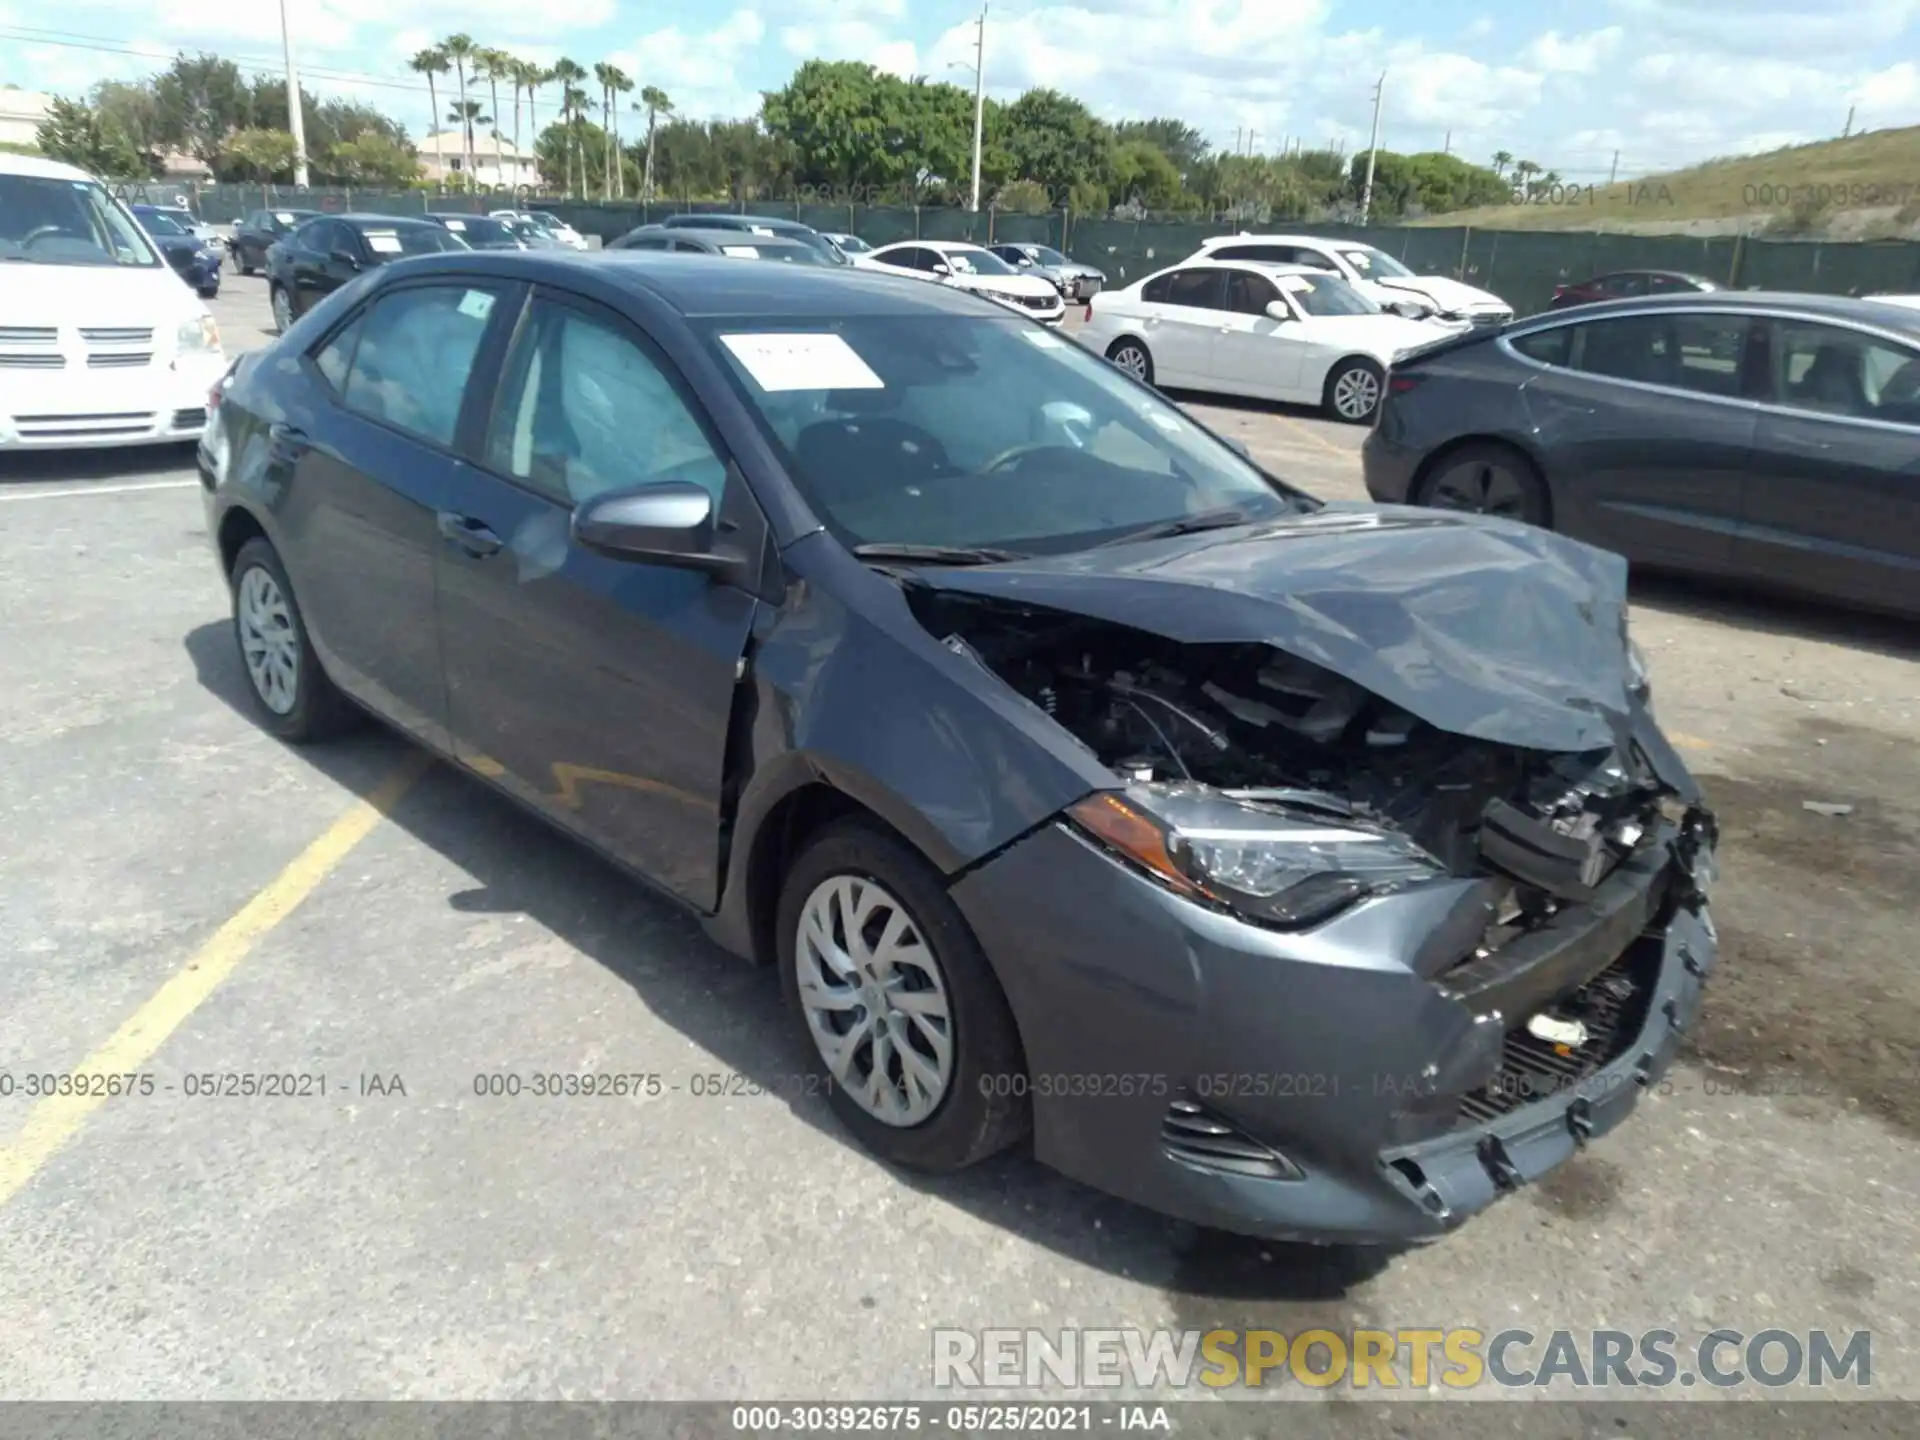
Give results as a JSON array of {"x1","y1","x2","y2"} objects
[
  {"x1": 1551, "y1": 284, "x2": 1568, "y2": 298},
  {"x1": 1389, "y1": 374, "x2": 1423, "y2": 393}
]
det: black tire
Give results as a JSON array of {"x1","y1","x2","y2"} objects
[
  {"x1": 239, "y1": 253, "x2": 256, "y2": 277},
  {"x1": 228, "y1": 537, "x2": 360, "y2": 743},
  {"x1": 1414, "y1": 440, "x2": 1552, "y2": 528},
  {"x1": 269, "y1": 283, "x2": 295, "y2": 334},
  {"x1": 777, "y1": 820, "x2": 1029, "y2": 1172},
  {"x1": 1323, "y1": 356, "x2": 1385, "y2": 424},
  {"x1": 1106, "y1": 336, "x2": 1155, "y2": 386}
]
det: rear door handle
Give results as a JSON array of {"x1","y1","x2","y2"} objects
[{"x1": 437, "y1": 511, "x2": 503, "y2": 557}]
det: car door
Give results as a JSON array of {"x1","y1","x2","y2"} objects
[
  {"x1": 273, "y1": 277, "x2": 516, "y2": 747},
  {"x1": 284, "y1": 220, "x2": 334, "y2": 310},
  {"x1": 1736, "y1": 317, "x2": 1920, "y2": 610},
  {"x1": 319, "y1": 224, "x2": 371, "y2": 298},
  {"x1": 434, "y1": 286, "x2": 762, "y2": 909},
  {"x1": 1513, "y1": 309, "x2": 1758, "y2": 570},
  {"x1": 1208, "y1": 268, "x2": 1303, "y2": 399},
  {"x1": 1139, "y1": 267, "x2": 1227, "y2": 386}
]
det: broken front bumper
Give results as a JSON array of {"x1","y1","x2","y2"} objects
[{"x1": 949, "y1": 808, "x2": 1716, "y2": 1245}]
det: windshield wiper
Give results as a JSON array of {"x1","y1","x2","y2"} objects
[
  {"x1": 850, "y1": 542, "x2": 1028, "y2": 566},
  {"x1": 1094, "y1": 506, "x2": 1260, "y2": 548}
]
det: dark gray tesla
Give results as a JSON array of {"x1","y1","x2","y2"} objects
[
  {"x1": 199, "y1": 250, "x2": 1717, "y2": 1245},
  {"x1": 1364, "y1": 291, "x2": 1920, "y2": 619}
]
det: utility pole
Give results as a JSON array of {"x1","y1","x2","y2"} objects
[
  {"x1": 1358, "y1": 71, "x2": 1384, "y2": 225},
  {"x1": 1246, "y1": 130, "x2": 1258, "y2": 155},
  {"x1": 1234, "y1": 126, "x2": 1243, "y2": 155},
  {"x1": 1443, "y1": 129, "x2": 1450, "y2": 155},
  {"x1": 1843, "y1": 105, "x2": 1855, "y2": 137},
  {"x1": 1609, "y1": 150, "x2": 1619, "y2": 184},
  {"x1": 968, "y1": 3, "x2": 987, "y2": 212},
  {"x1": 279, "y1": 0, "x2": 309, "y2": 186}
]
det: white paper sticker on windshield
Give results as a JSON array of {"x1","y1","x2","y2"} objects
[
  {"x1": 274, "y1": 211, "x2": 294, "y2": 223},
  {"x1": 1020, "y1": 329, "x2": 1065, "y2": 348},
  {"x1": 1276, "y1": 274, "x2": 1314, "y2": 293},
  {"x1": 1142, "y1": 407, "x2": 1182, "y2": 431},
  {"x1": 443, "y1": 218, "x2": 466, "y2": 230},
  {"x1": 749, "y1": 225, "x2": 775, "y2": 236},
  {"x1": 720, "y1": 333, "x2": 884, "y2": 392},
  {"x1": 365, "y1": 232, "x2": 403, "y2": 254},
  {"x1": 457, "y1": 289, "x2": 494, "y2": 321},
  {"x1": 720, "y1": 244, "x2": 760, "y2": 258}
]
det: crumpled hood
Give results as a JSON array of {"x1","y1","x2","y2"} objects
[
  {"x1": 1297, "y1": 313, "x2": 1457, "y2": 358},
  {"x1": 1373, "y1": 274, "x2": 1508, "y2": 313},
  {"x1": 910, "y1": 503, "x2": 1639, "y2": 755}
]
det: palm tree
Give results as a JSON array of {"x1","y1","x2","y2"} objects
[
  {"x1": 593, "y1": 63, "x2": 633, "y2": 199},
  {"x1": 504, "y1": 57, "x2": 533, "y2": 195},
  {"x1": 568, "y1": 87, "x2": 594, "y2": 197},
  {"x1": 593, "y1": 63, "x2": 615, "y2": 199},
  {"x1": 1490, "y1": 149, "x2": 1513, "y2": 178},
  {"x1": 549, "y1": 58, "x2": 587, "y2": 196},
  {"x1": 448, "y1": 99, "x2": 492, "y2": 176},
  {"x1": 636, "y1": 86, "x2": 672, "y2": 200},
  {"x1": 409, "y1": 47, "x2": 449, "y2": 179},
  {"x1": 476, "y1": 47, "x2": 511, "y2": 190},
  {"x1": 441, "y1": 33, "x2": 477, "y2": 187}
]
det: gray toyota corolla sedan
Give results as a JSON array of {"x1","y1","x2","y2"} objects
[{"x1": 199, "y1": 251, "x2": 1718, "y2": 1246}]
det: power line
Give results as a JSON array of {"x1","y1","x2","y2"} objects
[{"x1": 0, "y1": 24, "x2": 432, "y2": 96}]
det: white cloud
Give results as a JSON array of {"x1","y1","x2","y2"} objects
[
  {"x1": 780, "y1": 19, "x2": 919, "y2": 76},
  {"x1": 607, "y1": 9, "x2": 765, "y2": 122},
  {"x1": 1521, "y1": 28, "x2": 1625, "y2": 74}
]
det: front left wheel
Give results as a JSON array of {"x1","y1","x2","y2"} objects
[
  {"x1": 1324, "y1": 357, "x2": 1384, "y2": 424},
  {"x1": 229, "y1": 537, "x2": 360, "y2": 743},
  {"x1": 777, "y1": 820, "x2": 1029, "y2": 1172},
  {"x1": 270, "y1": 284, "x2": 295, "y2": 334}
]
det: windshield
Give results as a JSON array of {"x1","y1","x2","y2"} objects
[
  {"x1": 506, "y1": 218, "x2": 552, "y2": 240},
  {"x1": 1276, "y1": 272, "x2": 1381, "y2": 317},
  {"x1": 137, "y1": 210, "x2": 192, "y2": 237},
  {"x1": 941, "y1": 247, "x2": 1017, "y2": 277},
  {"x1": 531, "y1": 213, "x2": 567, "y2": 228},
  {"x1": 271, "y1": 212, "x2": 313, "y2": 233},
  {"x1": 0, "y1": 175, "x2": 161, "y2": 268},
  {"x1": 1338, "y1": 246, "x2": 1415, "y2": 280},
  {"x1": 1027, "y1": 246, "x2": 1070, "y2": 266},
  {"x1": 361, "y1": 225, "x2": 469, "y2": 257},
  {"x1": 437, "y1": 215, "x2": 515, "y2": 245},
  {"x1": 700, "y1": 315, "x2": 1314, "y2": 555},
  {"x1": 831, "y1": 234, "x2": 872, "y2": 253}
]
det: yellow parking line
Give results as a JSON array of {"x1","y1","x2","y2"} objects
[
  {"x1": 1669, "y1": 732, "x2": 1714, "y2": 752},
  {"x1": 0, "y1": 750, "x2": 432, "y2": 1210},
  {"x1": 1270, "y1": 413, "x2": 1357, "y2": 460}
]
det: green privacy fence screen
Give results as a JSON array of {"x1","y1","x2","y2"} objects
[{"x1": 135, "y1": 182, "x2": 1920, "y2": 317}]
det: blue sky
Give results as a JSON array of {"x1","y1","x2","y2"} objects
[{"x1": 4, "y1": 0, "x2": 1918, "y2": 179}]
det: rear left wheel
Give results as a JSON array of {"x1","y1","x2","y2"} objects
[
  {"x1": 230, "y1": 538, "x2": 360, "y2": 743},
  {"x1": 1107, "y1": 337, "x2": 1154, "y2": 385},
  {"x1": 270, "y1": 284, "x2": 294, "y2": 334},
  {"x1": 1415, "y1": 441, "x2": 1551, "y2": 527},
  {"x1": 777, "y1": 821, "x2": 1028, "y2": 1172}
]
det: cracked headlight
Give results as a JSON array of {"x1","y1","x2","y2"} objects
[
  {"x1": 1067, "y1": 783, "x2": 1445, "y2": 927},
  {"x1": 177, "y1": 314, "x2": 221, "y2": 354}
]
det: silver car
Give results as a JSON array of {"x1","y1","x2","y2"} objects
[{"x1": 989, "y1": 242, "x2": 1106, "y2": 301}]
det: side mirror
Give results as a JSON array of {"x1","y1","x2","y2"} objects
[
  {"x1": 932, "y1": 262, "x2": 952, "y2": 277},
  {"x1": 329, "y1": 247, "x2": 360, "y2": 269},
  {"x1": 1264, "y1": 301, "x2": 1293, "y2": 322},
  {"x1": 1222, "y1": 436, "x2": 1253, "y2": 459},
  {"x1": 1017, "y1": 256, "x2": 1034, "y2": 267},
  {"x1": 572, "y1": 481, "x2": 739, "y2": 579}
]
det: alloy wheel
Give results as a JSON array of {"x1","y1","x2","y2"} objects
[
  {"x1": 237, "y1": 565, "x2": 300, "y2": 715},
  {"x1": 1112, "y1": 344, "x2": 1149, "y2": 380},
  {"x1": 1428, "y1": 458, "x2": 1531, "y2": 519},
  {"x1": 1332, "y1": 365, "x2": 1381, "y2": 420},
  {"x1": 271, "y1": 287, "x2": 293, "y2": 332},
  {"x1": 795, "y1": 875, "x2": 955, "y2": 1127}
]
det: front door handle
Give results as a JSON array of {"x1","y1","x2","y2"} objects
[
  {"x1": 268, "y1": 421, "x2": 308, "y2": 456},
  {"x1": 437, "y1": 511, "x2": 503, "y2": 557}
]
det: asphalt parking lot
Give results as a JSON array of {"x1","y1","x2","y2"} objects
[{"x1": 1, "y1": 268, "x2": 1917, "y2": 1405}]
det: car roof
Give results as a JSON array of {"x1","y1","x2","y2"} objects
[
  {"x1": 1511, "y1": 289, "x2": 1920, "y2": 333},
  {"x1": 1196, "y1": 233, "x2": 1362, "y2": 249},
  {"x1": 0, "y1": 152, "x2": 95, "y2": 181},
  {"x1": 634, "y1": 228, "x2": 814, "y2": 248},
  {"x1": 367, "y1": 250, "x2": 1007, "y2": 320},
  {"x1": 1589, "y1": 269, "x2": 1714, "y2": 282},
  {"x1": 1147, "y1": 258, "x2": 1331, "y2": 278},
  {"x1": 663, "y1": 213, "x2": 813, "y2": 232},
  {"x1": 330, "y1": 213, "x2": 441, "y2": 229}
]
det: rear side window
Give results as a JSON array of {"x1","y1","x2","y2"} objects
[
  {"x1": 1141, "y1": 272, "x2": 1173, "y2": 303},
  {"x1": 339, "y1": 284, "x2": 503, "y2": 447},
  {"x1": 1162, "y1": 268, "x2": 1225, "y2": 309},
  {"x1": 1510, "y1": 326, "x2": 1574, "y2": 367}
]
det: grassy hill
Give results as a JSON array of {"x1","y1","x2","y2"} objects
[{"x1": 1418, "y1": 126, "x2": 1920, "y2": 238}]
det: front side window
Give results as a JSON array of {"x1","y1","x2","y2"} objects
[
  {"x1": 1773, "y1": 321, "x2": 1920, "y2": 424},
  {"x1": 1225, "y1": 270, "x2": 1282, "y2": 316},
  {"x1": 701, "y1": 315, "x2": 1315, "y2": 555},
  {"x1": 1569, "y1": 313, "x2": 1752, "y2": 398},
  {"x1": 941, "y1": 247, "x2": 1017, "y2": 276},
  {"x1": 339, "y1": 284, "x2": 502, "y2": 447},
  {"x1": 0, "y1": 176, "x2": 160, "y2": 268},
  {"x1": 486, "y1": 296, "x2": 729, "y2": 506}
]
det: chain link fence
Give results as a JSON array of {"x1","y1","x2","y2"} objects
[{"x1": 123, "y1": 182, "x2": 1920, "y2": 317}]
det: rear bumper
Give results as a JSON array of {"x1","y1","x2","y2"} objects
[
  {"x1": 950, "y1": 808, "x2": 1717, "y2": 1246},
  {"x1": 1360, "y1": 425, "x2": 1422, "y2": 503}
]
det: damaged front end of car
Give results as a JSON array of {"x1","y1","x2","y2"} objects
[{"x1": 914, "y1": 518, "x2": 1718, "y2": 1241}]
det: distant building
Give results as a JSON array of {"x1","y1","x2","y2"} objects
[
  {"x1": 416, "y1": 130, "x2": 540, "y2": 189},
  {"x1": 0, "y1": 87, "x2": 52, "y2": 149}
]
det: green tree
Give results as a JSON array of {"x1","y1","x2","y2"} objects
[
  {"x1": 151, "y1": 52, "x2": 251, "y2": 166},
  {"x1": 1111, "y1": 140, "x2": 1184, "y2": 209},
  {"x1": 409, "y1": 47, "x2": 449, "y2": 163},
  {"x1": 327, "y1": 132, "x2": 420, "y2": 185},
  {"x1": 221, "y1": 126, "x2": 297, "y2": 181},
  {"x1": 998, "y1": 88, "x2": 1114, "y2": 199},
  {"x1": 594, "y1": 62, "x2": 632, "y2": 198},
  {"x1": 549, "y1": 58, "x2": 588, "y2": 194},
  {"x1": 35, "y1": 96, "x2": 146, "y2": 177},
  {"x1": 89, "y1": 80, "x2": 165, "y2": 175},
  {"x1": 635, "y1": 85, "x2": 673, "y2": 199},
  {"x1": 476, "y1": 48, "x2": 512, "y2": 184},
  {"x1": 447, "y1": 98, "x2": 491, "y2": 177},
  {"x1": 441, "y1": 33, "x2": 478, "y2": 185},
  {"x1": 1114, "y1": 117, "x2": 1207, "y2": 177}
]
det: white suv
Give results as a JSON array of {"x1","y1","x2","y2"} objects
[
  {"x1": 1190, "y1": 233, "x2": 1512, "y2": 327},
  {"x1": 0, "y1": 153, "x2": 227, "y2": 450}
]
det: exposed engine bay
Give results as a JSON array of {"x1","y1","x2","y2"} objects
[{"x1": 914, "y1": 591, "x2": 1674, "y2": 903}]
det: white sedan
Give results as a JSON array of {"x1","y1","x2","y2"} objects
[
  {"x1": 1189, "y1": 232, "x2": 1512, "y2": 327},
  {"x1": 1076, "y1": 260, "x2": 1449, "y2": 423},
  {"x1": 863, "y1": 239, "x2": 1066, "y2": 324}
]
